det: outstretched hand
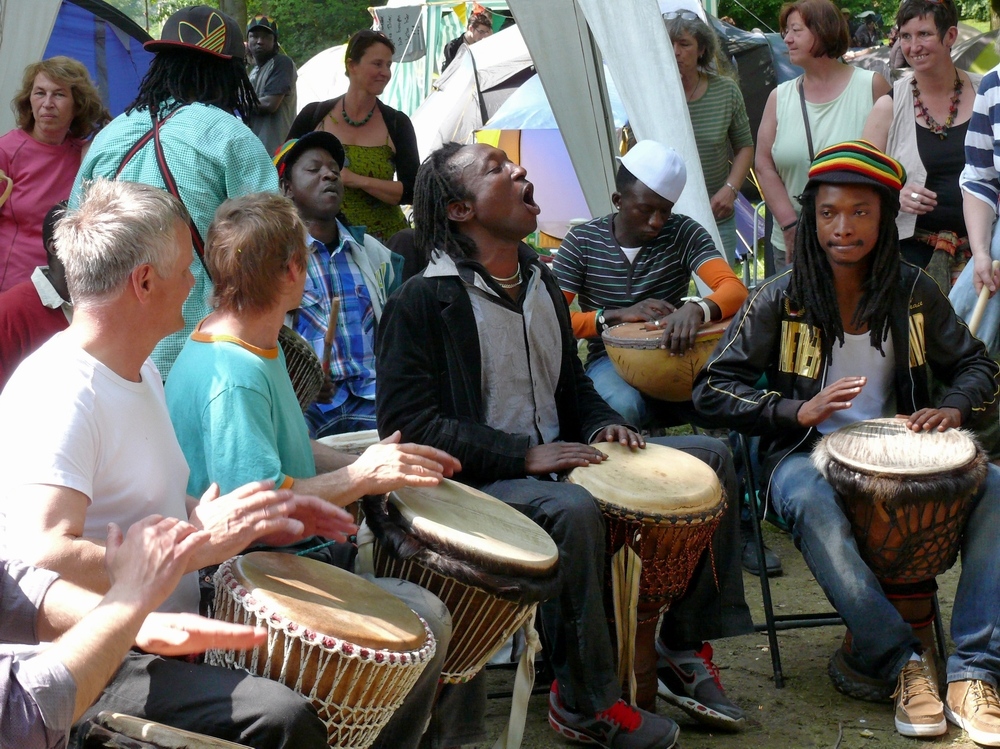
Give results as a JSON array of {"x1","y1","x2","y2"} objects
[
  {"x1": 525, "y1": 442, "x2": 608, "y2": 475},
  {"x1": 347, "y1": 430, "x2": 462, "y2": 495},
  {"x1": 135, "y1": 612, "x2": 266, "y2": 656},
  {"x1": 104, "y1": 515, "x2": 209, "y2": 613},
  {"x1": 593, "y1": 425, "x2": 644, "y2": 450},
  {"x1": 905, "y1": 407, "x2": 961, "y2": 432}
]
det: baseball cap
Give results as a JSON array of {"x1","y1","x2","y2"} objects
[
  {"x1": 248, "y1": 14, "x2": 279, "y2": 40},
  {"x1": 145, "y1": 6, "x2": 245, "y2": 61},
  {"x1": 273, "y1": 132, "x2": 347, "y2": 179}
]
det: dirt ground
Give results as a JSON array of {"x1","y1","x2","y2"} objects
[{"x1": 474, "y1": 524, "x2": 976, "y2": 749}]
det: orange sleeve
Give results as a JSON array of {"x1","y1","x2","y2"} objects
[
  {"x1": 698, "y1": 258, "x2": 749, "y2": 319},
  {"x1": 563, "y1": 290, "x2": 600, "y2": 339}
]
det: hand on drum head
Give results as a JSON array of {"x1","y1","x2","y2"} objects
[
  {"x1": 605, "y1": 298, "x2": 675, "y2": 325},
  {"x1": 347, "y1": 430, "x2": 463, "y2": 495},
  {"x1": 646, "y1": 303, "x2": 703, "y2": 354},
  {"x1": 796, "y1": 376, "x2": 867, "y2": 427},
  {"x1": 904, "y1": 407, "x2": 962, "y2": 432},
  {"x1": 135, "y1": 612, "x2": 267, "y2": 656},
  {"x1": 188, "y1": 480, "x2": 313, "y2": 568},
  {"x1": 104, "y1": 515, "x2": 210, "y2": 612},
  {"x1": 525, "y1": 442, "x2": 609, "y2": 475},
  {"x1": 594, "y1": 424, "x2": 645, "y2": 450}
]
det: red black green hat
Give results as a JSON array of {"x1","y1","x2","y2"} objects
[
  {"x1": 805, "y1": 140, "x2": 906, "y2": 193},
  {"x1": 145, "y1": 6, "x2": 245, "y2": 61}
]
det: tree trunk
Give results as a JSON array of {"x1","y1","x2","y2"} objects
[{"x1": 219, "y1": 0, "x2": 248, "y2": 33}]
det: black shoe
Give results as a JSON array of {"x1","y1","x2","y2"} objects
[{"x1": 740, "y1": 537, "x2": 782, "y2": 577}]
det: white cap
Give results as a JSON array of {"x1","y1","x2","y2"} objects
[{"x1": 619, "y1": 140, "x2": 687, "y2": 203}]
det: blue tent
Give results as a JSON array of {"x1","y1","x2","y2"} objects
[{"x1": 42, "y1": 0, "x2": 153, "y2": 119}]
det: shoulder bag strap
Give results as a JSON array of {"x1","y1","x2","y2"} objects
[{"x1": 798, "y1": 77, "x2": 815, "y2": 163}]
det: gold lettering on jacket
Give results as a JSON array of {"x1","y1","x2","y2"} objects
[
  {"x1": 779, "y1": 321, "x2": 822, "y2": 378},
  {"x1": 909, "y1": 313, "x2": 926, "y2": 368}
]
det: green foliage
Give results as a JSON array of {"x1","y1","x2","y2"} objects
[
  {"x1": 105, "y1": 0, "x2": 373, "y2": 65},
  {"x1": 961, "y1": 0, "x2": 994, "y2": 22},
  {"x1": 718, "y1": 0, "x2": 900, "y2": 34}
]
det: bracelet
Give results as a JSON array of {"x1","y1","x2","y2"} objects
[
  {"x1": 780, "y1": 219, "x2": 799, "y2": 232},
  {"x1": 595, "y1": 308, "x2": 607, "y2": 333},
  {"x1": 725, "y1": 181, "x2": 739, "y2": 197}
]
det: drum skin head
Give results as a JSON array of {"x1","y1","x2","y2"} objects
[
  {"x1": 819, "y1": 417, "x2": 978, "y2": 476},
  {"x1": 388, "y1": 480, "x2": 558, "y2": 574},
  {"x1": 569, "y1": 441, "x2": 722, "y2": 514},
  {"x1": 232, "y1": 552, "x2": 427, "y2": 651}
]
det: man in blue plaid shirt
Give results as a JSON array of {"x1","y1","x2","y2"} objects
[{"x1": 276, "y1": 132, "x2": 403, "y2": 438}]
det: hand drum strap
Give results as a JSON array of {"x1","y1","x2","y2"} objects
[{"x1": 612, "y1": 543, "x2": 642, "y2": 706}]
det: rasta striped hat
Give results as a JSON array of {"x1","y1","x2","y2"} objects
[{"x1": 805, "y1": 140, "x2": 906, "y2": 193}]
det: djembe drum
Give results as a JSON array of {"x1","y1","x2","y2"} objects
[
  {"x1": 317, "y1": 429, "x2": 381, "y2": 455},
  {"x1": 602, "y1": 318, "x2": 730, "y2": 402},
  {"x1": 210, "y1": 552, "x2": 436, "y2": 749},
  {"x1": 568, "y1": 441, "x2": 725, "y2": 709},
  {"x1": 77, "y1": 712, "x2": 251, "y2": 748},
  {"x1": 361, "y1": 480, "x2": 560, "y2": 749},
  {"x1": 812, "y1": 418, "x2": 987, "y2": 657},
  {"x1": 277, "y1": 325, "x2": 324, "y2": 411}
]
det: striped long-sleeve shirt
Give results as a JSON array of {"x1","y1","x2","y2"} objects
[{"x1": 961, "y1": 68, "x2": 1000, "y2": 214}]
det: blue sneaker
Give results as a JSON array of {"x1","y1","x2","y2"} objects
[{"x1": 548, "y1": 681, "x2": 679, "y2": 748}]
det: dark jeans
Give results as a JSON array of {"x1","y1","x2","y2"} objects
[
  {"x1": 651, "y1": 435, "x2": 753, "y2": 645},
  {"x1": 479, "y1": 477, "x2": 621, "y2": 715}
]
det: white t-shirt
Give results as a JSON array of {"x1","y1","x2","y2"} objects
[
  {"x1": 0, "y1": 332, "x2": 199, "y2": 614},
  {"x1": 620, "y1": 245, "x2": 642, "y2": 264},
  {"x1": 818, "y1": 330, "x2": 897, "y2": 435}
]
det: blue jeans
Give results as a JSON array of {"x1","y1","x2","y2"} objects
[
  {"x1": 305, "y1": 392, "x2": 376, "y2": 439},
  {"x1": 772, "y1": 454, "x2": 1000, "y2": 685},
  {"x1": 585, "y1": 355, "x2": 701, "y2": 429}
]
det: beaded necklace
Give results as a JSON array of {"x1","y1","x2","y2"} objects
[
  {"x1": 911, "y1": 71, "x2": 963, "y2": 140},
  {"x1": 342, "y1": 98, "x2": 376, "y2": 127}
]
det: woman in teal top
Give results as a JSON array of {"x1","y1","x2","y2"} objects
[
  {"x1": 756, "y1": 0, "x2": 890, "y2": 271},
  {"x1": 666, "y1": 12, "x2": 754, "y2": 263}
]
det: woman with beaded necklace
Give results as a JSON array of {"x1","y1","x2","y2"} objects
[
  {"x1": 862, "y1": 0, "x2": 977, "y2": 277},
  {"x1": 288, "y1": 30, "x2": 418, "y2": 241}
]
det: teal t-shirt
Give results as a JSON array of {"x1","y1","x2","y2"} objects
[{"x1": 165, "y1": 328, "x2": 316, "y2": 496}]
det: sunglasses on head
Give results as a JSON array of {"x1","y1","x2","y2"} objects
[{"x1": 663, "y1": 9, "x2": 702, "y2": 21}]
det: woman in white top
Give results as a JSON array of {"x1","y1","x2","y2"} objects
[{"x1": 756, "y1": 0, "x2": 890, "y2": 270}]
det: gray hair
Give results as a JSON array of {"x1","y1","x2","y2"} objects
[
  {"x1": 665, "y1": 14, "x2": 733, "y2": 76},
  {"x1": 55, "y1": 179, "x2": 191, "y2": 302}
]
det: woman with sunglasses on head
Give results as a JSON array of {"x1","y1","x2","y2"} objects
[
  {"x1": 665, "y1": 11, "x2": 754, "y2": 263},
  {"x1": 862, "y1": 0, "x2": 977, "y2": 285},
  {"x1": 288, "y1": 30, "x2": 418, "y2": 241},
  {"x1": 756, "y1": 0, "x2": 890, "y2": 271}
]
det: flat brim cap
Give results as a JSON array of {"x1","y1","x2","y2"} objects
[
  {"x1": 619, "y1": 140, "x2": 687, "y2": 203},
  {"x1": 145, "y1": 6, "x2": 245, "y2": 60},
  {"x1": 805, "y1": 140, "x2": 906, "y2": 193},
  {"x1": 274, "y1": 132, "x2": 347, "y2": 178},
  {"x1": 248, "y1": 15, "x2": 279, "y2": 39}
]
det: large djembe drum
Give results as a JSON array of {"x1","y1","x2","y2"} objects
[
  {"x1": 602, "y1": 318, "x2": 730, "y2": 402},
  {"x1": 210, "y1": 552, "x2": 436, "y2": 749},
  {"x1": 568, "y1": 441, "x2": 725, "y2": 709},
  {"x1": 812, "y1": 418, "x2": 987, "y2": 655},
  {"x1": 77, "y1": 712, "x2": 250, "y2": 748},
  {"x1": 277, "y1": 325, "x2": 325, "y2": 411},
  {"x1": 361, "y1": 480, "x2": 560, "y2": 749}
]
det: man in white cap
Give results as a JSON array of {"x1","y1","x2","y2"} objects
[{"x1": 553, "y1": 139, "x2": 747, "y2": 430}]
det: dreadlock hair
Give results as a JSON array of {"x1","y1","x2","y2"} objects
[
  {"x1": 412, "y1": 142, "x2": 478, "y2": 265},
  {"x1": 788, "y1": 183, "x2": 901, "y2": 359},
  {"x1": 126, "y1": 49, "x2": 258, "y2": 123}
]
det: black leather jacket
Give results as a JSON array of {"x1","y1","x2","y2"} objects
[
  {"x1": 375, "y1": 245, "x2": 625, "y2": 484},
  {"x1": 693, "y1": 265, "x2": 999, "y2": 490}
]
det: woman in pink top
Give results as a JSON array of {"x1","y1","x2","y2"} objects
[{"x1": 0, "y1": 57, "x2": 108, "y2": 291}]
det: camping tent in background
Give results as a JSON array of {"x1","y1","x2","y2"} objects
[
  {"x1": 44, "y1": 0, "x2": 153, "y2": 118},
  {"x1": 0, "y1": 0, "x2": 152, "y2": 135},
  {"x1": 296, "y1": 43, "x2": 349, "y2": 113},
  {"x1": 476, "y1": 71, "x2": 628, "y2": 243},
  {"x1": 953, "y1": 28, "x2": 1000, "y2": 74},
  {"x1": 410, "y1": 24, "x2": 533, "y2": 158}
]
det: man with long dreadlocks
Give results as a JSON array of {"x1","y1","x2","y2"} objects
[
  {"x1": 70, "y1": 5, "x2": 276, "y2": 378},
  {"x1": 374, "y1": 141, "x2": 754, "y2": 749},
  {"x1": 694, "y1": 141, "x2": 1000, "y2": 743}
]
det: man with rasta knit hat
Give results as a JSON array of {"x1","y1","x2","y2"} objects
[{"x1": 693, "y1": 140, "x2": 1000, "y2": 742}]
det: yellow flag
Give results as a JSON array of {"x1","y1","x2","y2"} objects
[{"x1": 453, "y1": 2, "x2": 467, "y2": 27}]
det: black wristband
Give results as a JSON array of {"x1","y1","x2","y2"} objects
[{"x1": 780, "y1": 219, "x2": 799, "y2": 232}]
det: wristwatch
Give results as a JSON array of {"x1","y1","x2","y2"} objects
[{"x1": 681, "y1": 296, "x2": 712, "y2": 324}]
